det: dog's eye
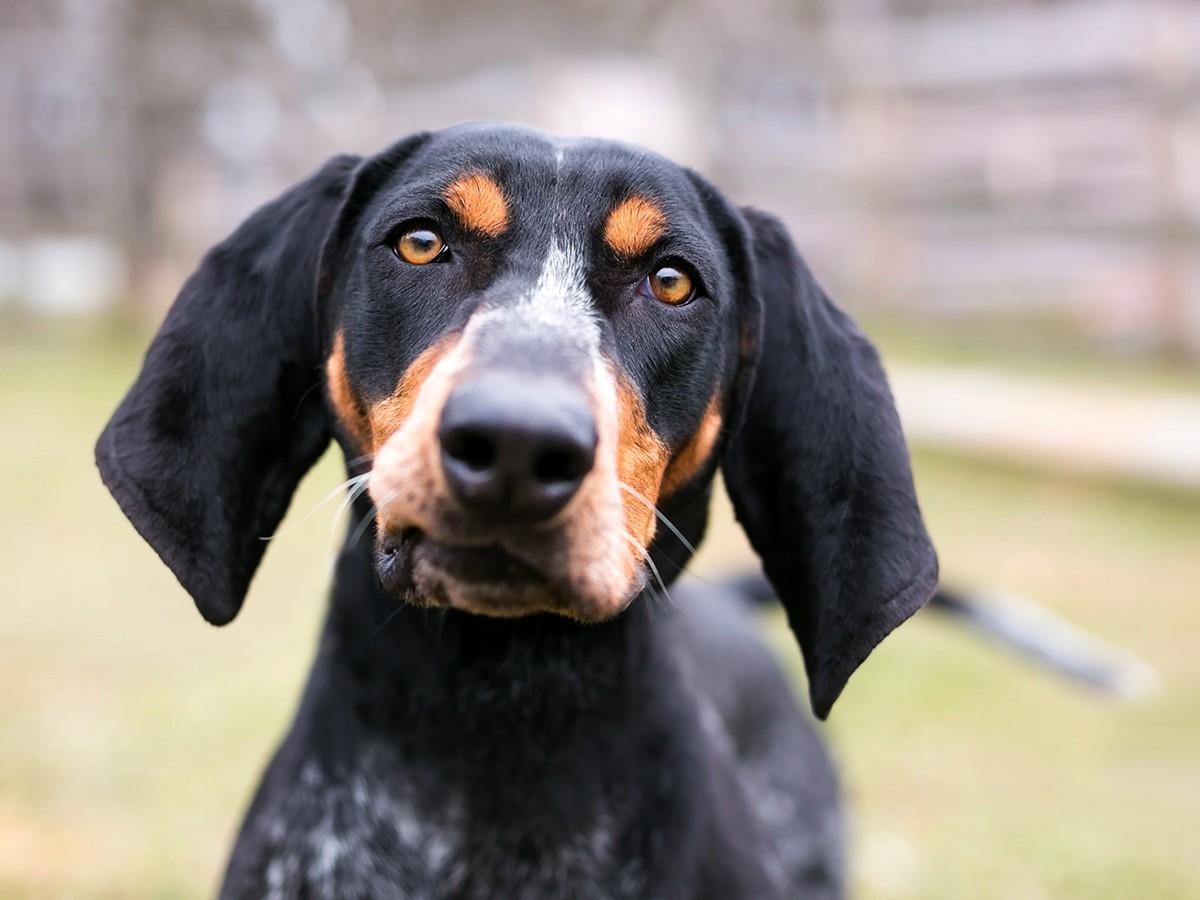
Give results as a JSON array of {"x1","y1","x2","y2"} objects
[
  {"x1": 395, "y1": 227, "x2": 447, "y2": 265},
  {"x1": 638, "y1": 264, "x2": 695, "y2": 306}
]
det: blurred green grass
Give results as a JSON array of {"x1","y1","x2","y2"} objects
[{"x1": 1, "y1": 323, "x2": 1198, "y2": 898}]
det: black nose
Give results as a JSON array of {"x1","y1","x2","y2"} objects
[{"x1": 438, "y1": 373, "x2": 597, "y2": 522}]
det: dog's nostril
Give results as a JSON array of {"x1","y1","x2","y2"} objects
[
  {"x1": 443, "y1": 428, "x2": 497, "y2": 472},
  {"x1": 438, "y1": 374, "x2": 596, "y2": 521},
  {"x1": 534, "y1": 444, "x2": 587, "y2": 484}
]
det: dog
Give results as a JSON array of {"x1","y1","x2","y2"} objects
[{"x1": 97, "y1": 123, "x2": 938, "y2": 899}]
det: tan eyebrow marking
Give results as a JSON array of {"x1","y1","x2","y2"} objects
[
  {"x1": 603, "y1": 196, "x2": 667, "y2": 257},
  {"x1": 444, "y1": 172, "x2": 509, "y2": 237}
]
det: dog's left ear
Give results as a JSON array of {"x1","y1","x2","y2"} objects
[
  {"x1": 95, "y1": 155, "x2": 360, "y2": 626},
  {"x1": 723, "y1": 207, "x2": 938, "y2": 719}
]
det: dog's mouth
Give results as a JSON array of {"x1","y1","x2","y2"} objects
[
  {"x1": 375, "y1": 527, "x2": 572, "y2": 618},
  {"x1": 388, "y1": 529, "x2": 546, "y2": 588}
]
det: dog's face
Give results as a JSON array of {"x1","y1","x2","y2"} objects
[
  {"x1": 322, "y1": 128, "x2": 737, "y2": 621},
  {"x1": 97, "y1": 124, "x2": 937, "y2": 717}
]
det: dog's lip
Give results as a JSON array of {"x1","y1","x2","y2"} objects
[
  {"x1": 381, "y1": 528, "x2": 547, "y2": 588},
  {"x1": 419, "y1": 535, "x2": 547, "y2": 586}
]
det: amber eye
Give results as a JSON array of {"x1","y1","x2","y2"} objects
[
  {"x1": 639, "y1": 264, "x2": 695, "y2": 305},
  {"x1": 394, "y1": 227, "x2": 446, "y2": 264}
]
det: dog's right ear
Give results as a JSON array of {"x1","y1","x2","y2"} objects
[{"x1": 97, "y1": 135, "x2": 432, "y2": 625}]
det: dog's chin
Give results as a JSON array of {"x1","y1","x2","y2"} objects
[{"x1": 374, "y1": 528, "x2": 633, "y2": 623}]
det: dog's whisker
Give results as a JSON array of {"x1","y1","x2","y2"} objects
[
  {"x1": 641, "y1": 580, "x2": 665, "y2": 617},
  {"x1": 347, "y1": 505, "x2": 379, "y2": 549},
  {"x1": 346, "y1": 451, "x2": 376, "y2": 468},
  {"x1": 622, "y1": 530, "x2": 675, "y2": 610},
  {"x1": 652, "y1": 548, "x2": 718, "y2": 588},
  {"x1": 615, "y1": 483, "x2": 724, "y2": 588},
  {"x1": 643, "y1": 575, "x2": 675, "y2": 617},
  {"x1": 617, "y1": 482, "x2": 696, "y2": 555},
  {"x1": 620, "y1": 527, "x2": 647, "y2": 562},
  {"x1": 260, "y1": 472, "x2": 372, "y2": 541},
  {"x1": 369, "y1": 602, "x2": 407, "y2": 640},
  {"x1": 328, "y1": 474, "x2": 374, "y2": 542},
  {"x1": 643, "y1": 554, "x2": 675, "y2": 610},
  {"x1": 348, "y1": 488, "x2": 400, "y2": 549}
]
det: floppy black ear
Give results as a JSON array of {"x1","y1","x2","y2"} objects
[
  {"x1": 723, "y1": 208, "x2": 938, "y2": 719},
  {"x1": 95, "y1": 155, "x2": 360, "y2": 625}
]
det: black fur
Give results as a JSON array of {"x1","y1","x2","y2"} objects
[
  {"x1": 97, "y1": 124, "x2": 935, "y2": 898},
  {"x1": 96, "y1": 154, "x2": 360, "y2": 625},
  {"x1": 723, "y1": 209, "x2": 938, "y2": 718}
]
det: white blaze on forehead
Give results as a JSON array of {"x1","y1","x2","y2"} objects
[
  {"x1": 469, "y1": 238, "x2": 600, "y2": 355},
  {"x1": 526, "y1": 239, "x2": 597, "y2": 334}
]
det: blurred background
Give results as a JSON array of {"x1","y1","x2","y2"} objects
[{"x1": 1, "y1": 0, "x2": 1198, "y2": 897}]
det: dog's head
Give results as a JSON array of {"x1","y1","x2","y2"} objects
[{"x1": 97, "y1": 124, "x2": 936, "y2": 717}]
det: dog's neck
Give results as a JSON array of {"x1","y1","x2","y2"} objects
[{"x1": 305, "y1": 515, "x2": 678, "y2": 771}]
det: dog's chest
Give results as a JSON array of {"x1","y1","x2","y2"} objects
[{"x1": 224, "y1": 758, "x2": 646, "y2": 900}]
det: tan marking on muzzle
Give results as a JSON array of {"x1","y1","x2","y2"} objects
[
  {"x1": 369, "y1": 333, "x2": 475, "y2": 530},
  {"x1": 615, "y1": 378, "x2": 670, "y2": 550},
  {"x1": 660, "y1": 395, "x2": 723, "y2": 499},
  {"x1": 325, "y1": 330, "x2": 372, "y2": 452},
  {"x1": 603, "y1": 196, "x2": 666, "y2": 258},
  {"x1": 368, "y1": 338, "x2": 459, "y2": 451},
  {"x1": 445, "y1": 172, "x2": 509, "y2": 237}
]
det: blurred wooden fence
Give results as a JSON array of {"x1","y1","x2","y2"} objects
[{"x1": 717, "y1": 0, "x2": 1200, "y2": 355}]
